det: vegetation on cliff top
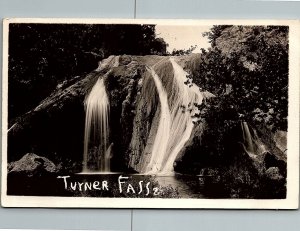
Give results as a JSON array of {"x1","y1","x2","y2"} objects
[{"x1": 9, "y1": 24, "x2": 168, "y2": 120}]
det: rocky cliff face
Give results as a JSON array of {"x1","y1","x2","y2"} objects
[{"x1": 8, "y1": 54, "x2": 287, "y2": 180}]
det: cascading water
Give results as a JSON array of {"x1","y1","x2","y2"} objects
[
  {"x1": 161, "y1": 58, "x2": 204, "y2": 174},
  {"x1": 144, "y1": 66, "x2": 171, "y2": 173},
  {"x1": 144, "y1": 58, "x2": 205, "y2": 175},
  {"x1": 241, "y1": 121, "x2": 267, "y2": 157},
  {"x1": 82, "y1": 56, "x2": 119, "y2": 173},
  {"x1": 83, "y1": 78, "x2": 110, "y2": 172}
]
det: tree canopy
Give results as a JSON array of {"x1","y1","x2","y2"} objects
[
  {"x1": 193, "y1": 25, "x2": 288, "y2": 131},
  {"x1": 9, "y1": 23, "x2": 168, "y2": 120}
]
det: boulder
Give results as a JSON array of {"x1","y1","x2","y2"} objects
[
  {"x1": 265, "y1": 167, "x2": 284, "y2": 181},
  {"x1": 8, "y1": 153, "x2": 57, "y2": 176}
]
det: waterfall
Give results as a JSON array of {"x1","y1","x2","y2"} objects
[
  {"x1": 241, "y1": 121, "x2": 267, "y2": 157},
  {"x1": 161, "y1": 58, "x2": 204, "y2": 174},
  {"x1": 144, "y1": 66, "x2": 171, "y2": 174},
  {"x1": 241, "y1": 121, "x2": 255, "y2": 154},
  {"x1": 83, "y1": 78, "x2": 110, "y2": 172},
  {"x1": 144, "y1": 58, "x2": 205, "y2": 175}
]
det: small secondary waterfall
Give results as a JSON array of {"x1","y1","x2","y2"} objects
[
  {"x1": 144, "y1": 58, "x2": 205, "y2": 175},
  {"x1": 83, "y1": 78, "x2": 110, "y2": 172},
  {"x1": 241, "y1": 121, "x2": 267, "y2": 157}
]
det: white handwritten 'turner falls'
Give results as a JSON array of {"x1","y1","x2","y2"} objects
[{"x1": 57, "y1": 175, "x2": 161, "y2": 196}]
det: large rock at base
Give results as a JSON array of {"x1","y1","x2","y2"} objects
[
  {"x1": 265, "y1": 167, "x2": 284, "y2": 181},
  {"x1": 8, "y1": 153, "x2": 57, "y2": 176}
]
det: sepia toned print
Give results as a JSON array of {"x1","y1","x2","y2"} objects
[{"x1": 1, "y1": 19, "x2": 299, "y2": 208}]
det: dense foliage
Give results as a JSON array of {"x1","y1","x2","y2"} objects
[
  {"x1": 193, "y1": 25, "x2": 288, "y2": 132},
  {"x1": 169, "y1": 45, "x2": 197, "y2": 56},
  {"x1": 9, "y1": 23, "x2": 168, "y2": 120}
]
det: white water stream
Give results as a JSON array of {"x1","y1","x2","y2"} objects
[
  {"x1": 144, "y1": 58, "x2": 205, "y2": 175},
  {"x1": 83, "y1": 78, "x2": 110, "y2": 172},
  {"x1": 241, "y1": 121, "x2": 267, "y2": 158}
]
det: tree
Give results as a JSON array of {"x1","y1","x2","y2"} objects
[
  {"x1": 169, "y1": 45, "x2": 197, "y2": 56},
  {"x1": 202, "y1": 25, "x2": 231, "y2": 47},
  {"x1": 193, "y1": 25, "x2": 288, "y2": 131},
  {"x1": 8, "y1": 23, "x2": 168, "y2": 120}
]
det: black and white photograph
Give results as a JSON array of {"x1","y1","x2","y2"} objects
[{"x1": 1, "y1": 19, "x2": 299, "y2": 208}]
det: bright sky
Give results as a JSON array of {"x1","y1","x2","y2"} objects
[{"x1": 155, "y1": 25, "x2": 212, "y2": 53}]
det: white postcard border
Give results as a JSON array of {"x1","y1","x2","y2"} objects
[{"x1": 1, "y1": 18, "x2": 299, "y2": 209}]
